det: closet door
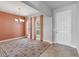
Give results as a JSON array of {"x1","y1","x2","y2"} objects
[{"x1": 55, "y1": 10, "x2": 72, "y2": 46}]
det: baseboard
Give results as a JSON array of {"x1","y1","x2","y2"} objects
[
  {"x1": 0, "y1": 36, "x2": 26, "y2": 43},
  {"x1": 76, "y1": 48, "x2": 79, "y2": 54},
  {"x1": 53, "y1": 42, "x2": 77, "y2": 49},
  {"x1": 43, "y1": 40, "x2": 53, "y2": 44},
  {"x1": 54, "y1": 42, "x2": 79, "y2": 54}
]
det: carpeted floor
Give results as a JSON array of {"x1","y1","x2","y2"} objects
[{"x1": 0, "y1": 38, "x2": 50, "y2": 57}]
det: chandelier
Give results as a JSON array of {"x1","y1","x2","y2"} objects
[{"x1": 15, "y1": 8, "x2": 24, "y2": 23}]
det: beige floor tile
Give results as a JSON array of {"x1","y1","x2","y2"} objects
[{"x1": 40, "y1": 43, "x2": 79, "y2": 57}]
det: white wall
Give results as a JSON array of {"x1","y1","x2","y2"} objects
[
  {"x1": 75, "y1": 2, "x2": 79, "y2": 53},
  {"x1": 69, "y1": 2, "x2": 79, "y2": 53},
  {"x1": 43, "y1": 16, "x2": 52, "y2": 43}
]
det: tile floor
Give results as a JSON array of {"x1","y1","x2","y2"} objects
[
  {"x1": 40, "y1": 43, "x2": 79, "y2": 57},
  {"x1": 0, "y1": 38, "x2": 78, "y2": 57},
  {"x1": 0, "y1": 38, "x2": 50, "y2": 57}
]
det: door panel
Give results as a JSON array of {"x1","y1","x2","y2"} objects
[{"x1": 55, "y1": 10, "x2": 72, "y2": 45}]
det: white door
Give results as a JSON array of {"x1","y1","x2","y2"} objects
[{"x1": 55, "y1": 10, "x2": 72, "y2": 46}]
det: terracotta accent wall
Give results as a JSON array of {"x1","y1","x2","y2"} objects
[{"x1": 0, "y1": 11, "x2": 26, "y2": 40}]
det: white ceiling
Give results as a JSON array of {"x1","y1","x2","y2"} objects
[
  {"x1": 0, "y1": 1, "x2": 40, "y2": 16},
  {"x1": 44, "y1": 1, "x2": 77, "y2": 9},
  {"x1": 0, "y1": 1, "x2": 77, "y2": 16}
]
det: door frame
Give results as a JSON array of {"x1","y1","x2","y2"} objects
[
  {"x1": 54, "y1": 9, "x2": 72, "y2": 45},
  {"x1": 53, "y1": 4, "x2": 76, "y2": 48}
]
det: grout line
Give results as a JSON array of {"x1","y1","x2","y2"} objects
[
  {"x1": 0, "y1": 47, "x2": 8, "y2": 57},
  {"x1": 39, "y1": 44, "x2": 51, "y2": 57},
  {"x1": 0, "y1": 38, "x2": 51, "y2": 57}
]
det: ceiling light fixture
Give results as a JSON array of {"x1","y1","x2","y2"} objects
[
  {"x1": 15, "y1": 18, "x2": 18, "y2": 22},
  {"x1": 15, "y1": 8, "x2": 24, "y2": 23}
]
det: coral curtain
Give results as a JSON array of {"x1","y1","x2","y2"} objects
[
  {"x1": 34, "y1": 16, "x2": 36, "y2": 40},
  {"x1": 30, "y1": 17, "x2": 32, "y2": 39},
  {"x1": 40, "y1": 15, "x2": 43, "y2": 41}
]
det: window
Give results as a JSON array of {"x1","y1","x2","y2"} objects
[
  {"x1": 27, "y1": 19, "x2": 30, "y2": 38},
  {"x1": 36, "y1": 17, "x2": 40, "y2": 40}
]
